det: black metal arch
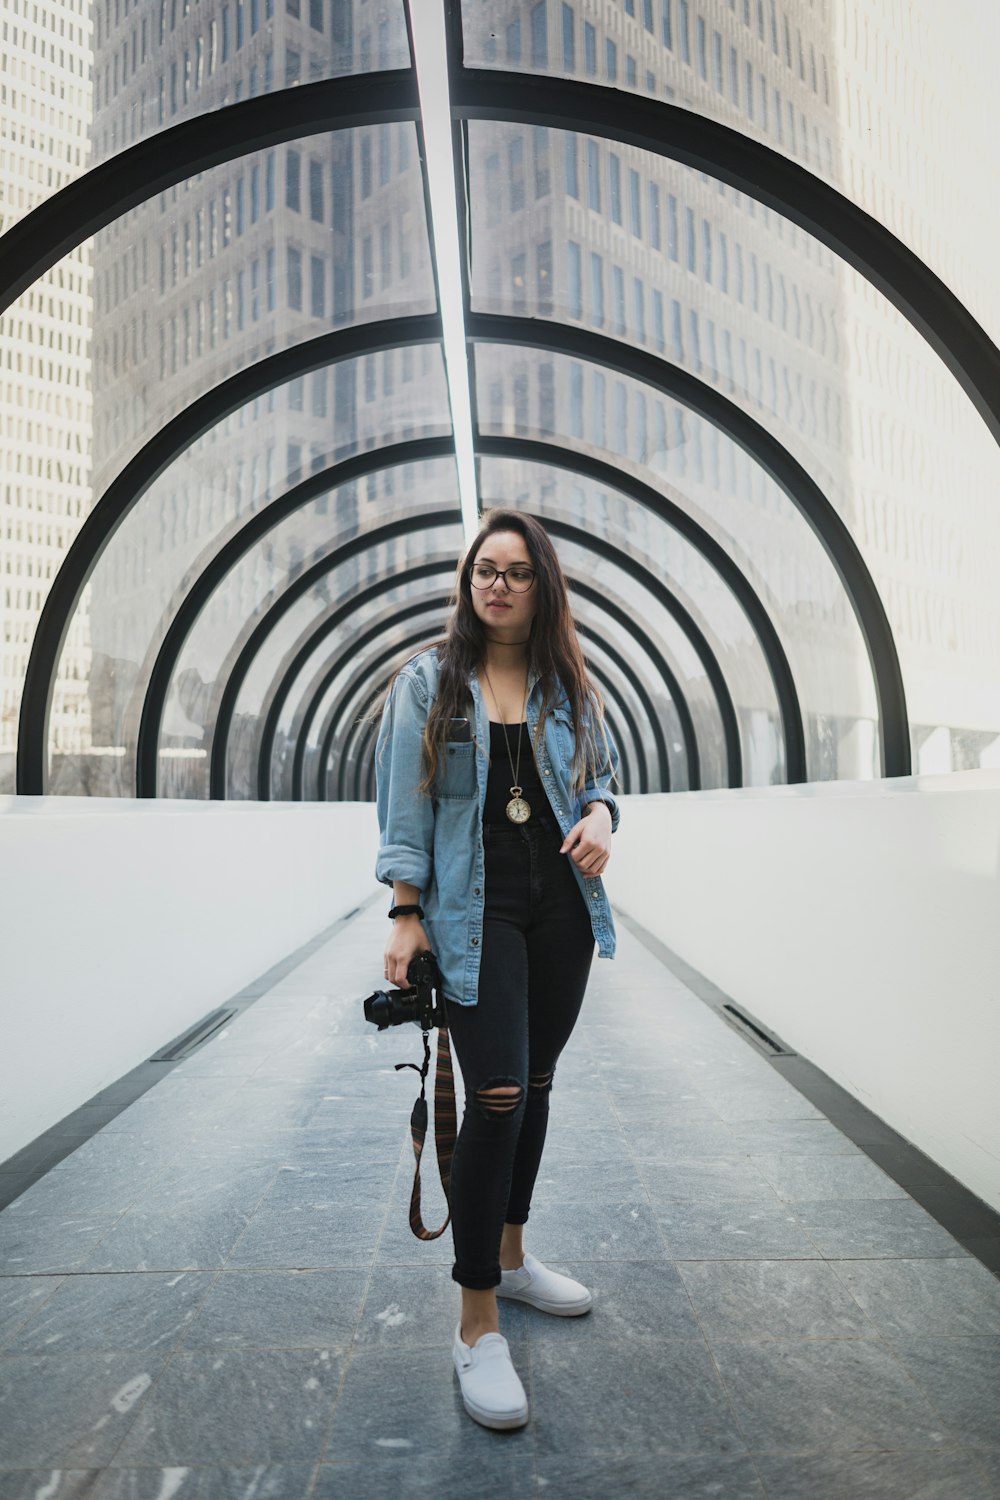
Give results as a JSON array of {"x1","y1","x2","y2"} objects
[
  {"x1": 137, "y1": 437, "x2": 457, "y2": 796},
  {"x1": 263, "y1": 525, "x2": 706, "y2": 806},
  {"x1": 209, "y1": 511, "x2": 463, "y2": 797},
  {"x1": 470, "y1": 314, "x2": 908, "y2": 775},
  {"x1": 316, "y1": 605, "x2": 670, "y2": 802},
  {"x1": 324, "y1": 627, "x2": 641, "y2": 805},
  {"x1": 478, "y1": 437, "x2": 802, "y2": 782},
  {"x1": 16, "y1": 316, "x2": 443, "y2": 793},
  {"x1": 257, "y1": 558, "x2": 458, "y2": 800}
]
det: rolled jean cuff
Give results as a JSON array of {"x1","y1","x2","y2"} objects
[{"x1": 451, "y1": 1265, "x2": 501, "y2": 1290}]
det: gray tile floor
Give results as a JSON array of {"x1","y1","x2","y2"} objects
[{"x1": 1, "y1": 904, "x2": 999, "y2": 1499}]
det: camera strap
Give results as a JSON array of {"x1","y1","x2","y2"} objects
[{"x1": 394, "y1": 1024, "x2": 455, "y2": 1240}]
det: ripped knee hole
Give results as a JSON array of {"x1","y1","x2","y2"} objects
[{"x1": 474, "y1": 1081, "x2": 524, "y2": 1118}]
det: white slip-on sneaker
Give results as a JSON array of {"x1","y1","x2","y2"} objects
[
  {"x1": 452, "y1": 1323, "x2": 529, "y2": 1430},
  {"x1": 496, "y1": 1251, "x2": 593, "y2": 1316}
]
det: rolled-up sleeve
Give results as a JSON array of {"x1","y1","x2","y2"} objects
[
  {"x1": 374, "y1": 669, "x2": 436, "y2": 890},
  {"x1": 579, "y1": 716, "x2": 622, "y2": 833}
]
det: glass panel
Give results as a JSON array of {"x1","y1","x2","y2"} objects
[
  {"x1": 46, "y1": 350, "x2": 451, "y2": 797},
  {"x1": 226, "y1": 518, "x2": 461, "y2": 798},
  {"x1": 480, "y1": 454, "x2": 780, "y2": 786},
  {"x1": 468, "y1": 120, "x2": 1000, "y2": 773},
  {"x1": 460, "y1": 1, "x2": 1000, "y2": 346},
  {"x1": 2, "y1": 0, "x2": 410, "y2": 229}
]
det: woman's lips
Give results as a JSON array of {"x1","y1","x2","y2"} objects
[{"x1": 487, "y1": 602, "x2": 511, "y2": 609}]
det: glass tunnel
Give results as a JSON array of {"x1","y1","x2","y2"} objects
[{"x1": 3, "y1": 0, "x2": 1000, "y2": 805}]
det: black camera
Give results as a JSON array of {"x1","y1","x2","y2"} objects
[{"x1": 363, "y1": 952, "x2": 444, "y2": 1032}]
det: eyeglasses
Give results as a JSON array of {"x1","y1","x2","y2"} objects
[{"x1": 469, "y1": 563, "x2": 536, "y2": 593}]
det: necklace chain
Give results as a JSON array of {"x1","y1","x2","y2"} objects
[{"x1": 482, "y1": 665, "x2": 531, "y2": 824}]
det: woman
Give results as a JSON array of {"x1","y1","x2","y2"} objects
[{"x1": 374, "y1": 509, "x2": 620, "y2": 1430}]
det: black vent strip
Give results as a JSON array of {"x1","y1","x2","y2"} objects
[
  {"x1": 0, "y1": 893, "x2": 378, "y2": 1207},
  {"x1": 149, "y1": 1007, "x2": 238, "y2": 1063},
  {"x1": 615, "y1": 906, "x2": 1000, "y2": 1278}
]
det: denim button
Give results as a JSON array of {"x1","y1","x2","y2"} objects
[
  {"x1": 473, "y1": 887, "x2": 481, "y2": 897},
  {"x1": 471, "y1": 936, "x2": 479, "y2": 946}
]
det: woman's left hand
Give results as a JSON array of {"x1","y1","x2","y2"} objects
[{"x1": 560, "y1": 801, "x2": 613, "y2": 876}]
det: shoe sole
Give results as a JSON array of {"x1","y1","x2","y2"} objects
[
  {"x1": 459, "y1": 1390, "x2": 530, "y2": 1430},
  {"x1": 496, "y1": 1287, "x2": 593, "y2": 1317}
]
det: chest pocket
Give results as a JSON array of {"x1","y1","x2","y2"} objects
[{"x1": 435, "y1": 740, "x2": 477, "y2": 800}]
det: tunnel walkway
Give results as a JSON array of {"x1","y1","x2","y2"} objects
[{"x1": 1, "y1": 900, "x2": 999, "y2": 1498}]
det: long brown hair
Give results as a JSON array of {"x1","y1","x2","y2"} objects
[{"x1": 376, "y1": 509, "x2": 615, "y2": 796}]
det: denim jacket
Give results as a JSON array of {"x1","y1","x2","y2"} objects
[{"x1": 374, "y1": 647, "x2": 620, "y2": 1005}]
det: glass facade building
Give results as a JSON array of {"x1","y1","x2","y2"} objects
[{"x1": 2, "y1": 0, "x2": 999, "y2": 801}]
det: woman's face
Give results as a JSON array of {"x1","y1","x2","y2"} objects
[{"x1": 468, "y1": 529, "x2": 539, "y2": 640}]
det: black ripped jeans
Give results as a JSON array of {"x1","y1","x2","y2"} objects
[{"x1": 444, "y1": 812, "x2": 596, "y2": 1290}]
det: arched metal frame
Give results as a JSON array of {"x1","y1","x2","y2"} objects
[
  {"x1": 311, "y1": 598, "x2": 679, "y2": 802},
  {"x1": 138, "y1": 436, "x2": 457, "y2": 795},
  {"x1": 259, "y1": 530, "x2": 705, "y2": 805},
  {"x1": 257, "y1": 558, "x2": 458, "y2": 800},
  {"x1": 9, "y1": 16, "x2": 999, "y2": 791},
  {"x1": 207, "y1": 510, "x2": 463, "y2": 798},
  {"x1": 479, "y1": 438, "x2": 802, "y2": 780},
  {"x1": 326, "y1": 631, "x2": 640, "y2": 805}
]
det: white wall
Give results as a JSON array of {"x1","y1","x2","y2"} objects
[
  {"x1": 0, "y1": 797, "x2": 381, "y2": 1162},
  {"x1": 608, "y1": 771, "x2": 1000, "y2": 1214}
]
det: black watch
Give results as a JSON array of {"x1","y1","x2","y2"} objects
[{"x1": 388, "y1": 903, "x2": 424, "y2": 920}]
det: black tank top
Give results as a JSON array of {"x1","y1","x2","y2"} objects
[{"x1": 483, "y1": 721, "x2": 546, "y2": 826}]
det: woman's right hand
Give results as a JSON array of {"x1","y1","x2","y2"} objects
[{"x1": 384, "y1": 918, "x2": 431, "y2": 988}]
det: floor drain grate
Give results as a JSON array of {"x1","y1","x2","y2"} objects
[
  {"x1": 149, "y1": 1007, "x2": 238, "y2": 1062},
  {"x1": 721, "y1": 1003, "x2": 793, "y2": 1056}
]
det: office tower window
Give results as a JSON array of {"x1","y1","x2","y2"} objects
[
  {"x1": 539, "y1": 240, "x2": 554, "y2": 313},
  {"x1": 706, "y1": 318, "x2": 717, "y2": 380},
  {"x1": 768, "y1": 0, "x2": 778, "y2": 53},
  {"x1": 360, "y1": 136, "x2": 372, "y2": 199},
  {"x1": 380, "y1": 223, "x2": 391, "y2": 290},
  {"x1": 287, "y1": 444, "x2": 302, "y2": 483},
  {"x1": 684, "y1": 207, "x2": 695, "y2": 271},
  {"x1": 512, "y1": 252, "x2": 527, "y2": 309},
  {"x1": 722, "y1": 328, "x2": 734, "y2": 389},
  {"x1": 625, "y1": 0, "x2": 635, "y2": 14},
  {"x1": 648, "y1": 183, "x2": 661, "y2": 249},
  {"x1": 749, "y1": 251, "x2": 759, "y2": 311},
  {"x1": 626, "y1": 56, "x2": 637, "y2": 87},
  {"x1": 590, "y1": 252, "x2": 605, "y2": 326},
  {"x1": 531, "y1": 2, "x2": 548, "y2": 67},
  {"x1": 506, "y1": 19, "x2": 521, "y2": 63},
  {"x1": 364, "y1": 355, "x2": 376, "y2": 401},
  {"x1": 712, "y1": 31, "x2": 723, "y2": 92},
  {"x1": 485, "y1": 154, "x2": 501, "y2": 226},
  {"x1": 534, "y1": 127, "x2": 551, "y2": 197},
  {"x1": 696, "y1": 17, "x2": 707, "y2": 80},
  {"x1": 569, "y1": 362, "x2": 584, "y2": 438},
  {"x1": 513, "y1": 370, "x2": 529, "y2": 433},
  {"x1": 652, "y1": 288, "x2": 665, "y2": 352},
  {"x1": 609, "y1": 153, "x2": 622, "y2": 224},
  {"x1": 285, "y1": 46, "x2": 301, "y2": 85},
  {"x1": 561, "y1": 3, "x2": 574, "y2": 69},
  {"x1": 235, "y1": 179, "x2": 245, "y2": 236},
  {"x1": 702, "y1": 220, "x2": 712, "y2": 283},
  {"x1": 587, "y1": 141, "x2": 601, "y2": 211},
  {"x1": 222, "y1": 186, "x2": 233, "y2": 245},
  {"x1": 633, "y1": 279, "x2": 646, "y2": 342},
  {"x1": 266, "y1": 247, "x2": 276, "y2": 310},
  {"x1": 288, "y1": 377, "x2": 303, "y2": 412},
  {"x1": 643, "y1": 0, "x2": 654, "y2": 31},
  {"x1": 265, "y1": 152, "x2": 276, "y2": 211},
  {"x1": 613, "y1": 383, "x2": 627, "y2": 454},
  {"x1": 287, "y1": 247, "x2": 302, "y2": 310},
  {"x1": 509, "y1": 137, "x2": 525, "y2": 212},
  {"x1": 539, "y1": 362, "x2": 555, "y2": 433},
  {"x1": 646, "y1": 70, "x2": 656, "y2": 91},
  {"x1": 250, "y1": 165, "x2": 261, "y2": 222},
  {"x1": 309, "y1": 159, "x2": 323, "y2": 221},
  {"x1": 729, "y1": 45, "x2": 739, "y2": 101},
  {"x1": 399, "y1": 211, "x2": 412, "y2": 278},
  {"x1": 606, "y1": 39, "x2": 617, "y2": 82},
  {"x1": 287, "y1": 0, "x2": 300, "y2": 14},
  {"x1": 670, "y1": 298, "x2": 683, "y2": 359},
  {"x1": 584, "y1": 21, "x2": 597, "y2": 74},
  {"x1": 362, "y1": 234, "x2": 373, "y2": 298},
  {"x1": 567, "y1": 241, "x2": 583, "y2": 318},
  {"x1": 383, "y1": 350, "x2": 394, "y2": 397},
  {"x1": 170, "y1": 59, "x2": 178, "y2": 114},
  {"x1": 662, "y1": 0, "x2": 673, "y2": 48},
  {"x1": 250, "y1": 0, "x2": 259, "y2": 35},
  {"x1": 718, "y1": 232, "x2": 728, "y2": 293},
  {"x1": 264, "y1": 51, "x2": 273, "y2": 88},
  {"x1": 379, "y1": 126, "x2": 391, "y2": 187},
  {"x1": 592, "y1": 370, "x2": 607, "y2": 447},
  {"x1": 629, "y1": 170, "x2": 642, "y2": 237},
  {"x1": 678, "y1": 0, "x2": 690, "y2": 63},
  {"x1": 309, "y1": 0, "x2": 322, "y2": 29},
  {"x1": 565, "y1": 136, "x2": 579, "y2": 198},
  {"x1": 666, "y1": 193, "x2": 678, "y2": 259},
  {"x1": 634, "y1": 391, "x2": 647, "y2": 458},
  {"x1": 236, "y1": 0, "x2": 245, "y2": 47},
  {"x1": 611, "y1": 265, "x2": 626, "y2": 334},
  {"x1": 286, "y1": 149, "x2": 301, "y2": 211},
  {"x1": 745, "y1": 61, "x2": 754, "y2": 117}
]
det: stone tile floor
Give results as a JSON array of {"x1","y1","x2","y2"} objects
[{"x1": 1, "y1": 902, "x2": 999, "y2": 1498}]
